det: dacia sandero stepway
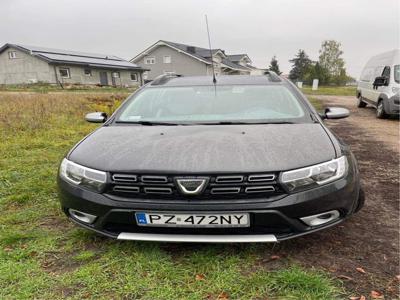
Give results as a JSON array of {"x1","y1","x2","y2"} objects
[{"x1": 58, "y1": 73, "x2": 364, "y2": 243}]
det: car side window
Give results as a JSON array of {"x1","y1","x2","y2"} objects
[{"x1": 381, "y1": 66, "x2": 390, "y2": 79}]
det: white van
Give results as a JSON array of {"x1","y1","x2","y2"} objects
[{"x1": 357, "y1": 49, "x2": 400, "y2": 118}]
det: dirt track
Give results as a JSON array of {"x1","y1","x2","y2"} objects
[{"x1": 277, "y1": 95, "x2": 399, "y2": 298}]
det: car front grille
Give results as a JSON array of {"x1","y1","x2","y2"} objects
[{"x1": 107, "y1": 173, "x2": 284, "y2": 200}]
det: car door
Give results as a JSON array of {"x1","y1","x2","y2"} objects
[
  {"x1": 369, "y1": 66, "x2": 386, "y2": 105},
  {"x1": 377, "y1": 66, "x2": 391, "y2": 98},
  {"x1": 359, "y1": 67, "x2": 374, "y2": 102}
]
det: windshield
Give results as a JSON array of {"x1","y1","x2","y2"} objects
[
  {"x1": 394, "y1": 65, "x2": 400, "y2": 84},
  {"x1": 117, "y1": 85, "x2": 311, "y2": 124}
]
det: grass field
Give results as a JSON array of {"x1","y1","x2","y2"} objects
[
  {"x1": 0, "y1": 92, "x2": 341, "y2": 299},
  {"x1": 301, "y1": 85, "x2": 357, "y2": 96}
]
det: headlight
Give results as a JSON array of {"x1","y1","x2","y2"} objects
[
  {"x1": 281, "y1": 156, "x2": 347, "y2": 192},
  {"x1": 59, "y1": 158, "x2": 107, "y2": 192}
]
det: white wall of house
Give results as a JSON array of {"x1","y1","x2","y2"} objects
[
  {"x1": 0, "y1": 47, "x2": 53, "y2": 84},
  {"x1": 135, "y1": 45, "x2": 209, "y2": 80},
  {"x1": 0, "y1": 46, "x2": 141, "y2": 86},
  {"x1": 238, "y1": 57, "x2": 251, "y2": 67},
  {"x1": 50, "y1": 66, "x2": 141, "y2": 87},
  {"x1": 211, "y1": 53, "x2": 223, "y2": 76}
]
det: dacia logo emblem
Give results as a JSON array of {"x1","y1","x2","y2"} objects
[{"x1": 175, "y1": 177, "x2": 209, "y2": 195}]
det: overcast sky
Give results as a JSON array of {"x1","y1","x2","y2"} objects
[{"x1": 1, "y1": 0, "x2": 399, "y2": 77}]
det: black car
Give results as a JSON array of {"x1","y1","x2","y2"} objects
[{"x1": 58, "y1": 73, "x2": 364, "y2": 243}]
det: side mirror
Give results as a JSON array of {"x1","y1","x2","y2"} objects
[
  {"x1": 85, "y1": 112, "x2": 107, "y2": 123},
  {"x1": 320, "y1": 107, "x2": 350, "y2": 120},
  {"x1": 373, "y1": 76, "x2": 388, "y2": 88}
]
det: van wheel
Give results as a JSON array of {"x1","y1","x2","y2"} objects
[
  {"x1": 376, "y1": 100, "x2": 388, "y2": 119},
  {"x1": 357, "y1": 95, "x2": 367, "y2": 108}
]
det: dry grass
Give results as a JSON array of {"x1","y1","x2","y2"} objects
[{"x1": 0, "y1": 92, "x2": 129, "y2": 133}]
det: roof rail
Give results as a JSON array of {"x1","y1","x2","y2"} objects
[
  {"x1": 150, "y1": 73, "x2": 182, "y2": 86},
  {"x1": 263, "y1": 70, "x2": 281, "y2": 82}
]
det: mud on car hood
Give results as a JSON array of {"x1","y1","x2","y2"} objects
[{"x1": 68, "y1": 124, "x2": 336, "y2": 173}]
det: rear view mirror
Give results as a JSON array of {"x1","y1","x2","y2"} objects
[
  {"x1": 85, "y1": 112, "x2": 107, "y2": 123},
  {"x1": 320, "y1": 107, "x2": 350, "y2": 120},
  {"x1": 373, "y1": 76, "x2": 388, "y2": 88}
]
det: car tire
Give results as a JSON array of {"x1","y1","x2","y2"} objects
[
  {"x1": 354, "y1": 188, "x2": 365, "y2": 213},
  {"x1": 357, "y1": 94, "x2": 367, "y2": 108},
  {"x1": 376, "y1": 99, "x2": 388, "y2": 119}
]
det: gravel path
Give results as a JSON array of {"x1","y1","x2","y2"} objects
[{"x1": 281, "y1": 95, "x2": 399, "y2": 298}]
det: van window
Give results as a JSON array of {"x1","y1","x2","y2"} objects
[
  {"x1": 381, "y1": 66, "x2": 390, "y2": 79},
  {"x1": 360, "y1": 67, "x2": 374, "y2": 82},
  {"x1": 374, "y1": 66, "x2": 384, "y2": 78},
  {"x1": 394, "y1": 65, "x2": 400, "y2": 84}
]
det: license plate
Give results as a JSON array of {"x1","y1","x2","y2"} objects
[{"x1": 135, "y1": 212, "x2": 250, "y2": 228}]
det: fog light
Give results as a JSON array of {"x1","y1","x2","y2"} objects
[
  {"x1": 300, "y1": 210, "x2": 340, "y2": 227},
  {"x1": 69, "y1": 209, "x2": 97, "y2": 224}
]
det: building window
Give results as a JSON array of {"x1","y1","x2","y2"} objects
[
  {"x1": 59, "y1": 68, "x2": 70, "y2": 78},
  {"x1": 163, "y1": 56, "x2": 171, "y2": 64},
  {"x1": 112, "y1": 72, "x2": 120, "y2": 78},
  {"x1": 130, "y1": 73, "x2": 138, "y2": 81},
  {"x1": 8, "y1": 51, "x2": 17, "y2": 59},
  {"x1": 84, "y1": 69, "x2": 92, "y2": 76},
  {"x1": 144, "y1": 57, "x2": 155, "y2": 64},
  {"x1": 143, "y1": 71, "x2": 148, "y2": 80}
]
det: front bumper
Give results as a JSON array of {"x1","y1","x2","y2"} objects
[{"x1": 58, "y1": 166, "x2": 361, "y2": 242}]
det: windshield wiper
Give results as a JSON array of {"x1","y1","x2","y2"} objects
[
  {"x1": 117, "y1": 120, "x2": 297, "y2": 126},
  {"x1": 258, "y1": 121, "x2": 296, "y2": 124},
  {"x1": 194, "y1": 121, "x2": 296, "y2": 125},
  {"x1": 117, "y1": 121, "x2": 180, "y2": 126}
]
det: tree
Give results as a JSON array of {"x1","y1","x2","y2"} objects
[
  {"x1": 304, "y1": 62, "x2": 330, "y2": 85},
  {"x1": 318, "y1": 40, "x2": 346, "y2": 85},
  {"x1": 333, "y1": 68, "x2": 349, "y2": 85},
  {"x1": 288, "y1": 50, "x2": 312, "y2": 82},
  {"x1": 268, "y1": 55, "x2": 282, "y2": 75}
]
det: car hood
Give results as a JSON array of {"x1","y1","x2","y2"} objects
[{"x1": 68, "y1": 124, "x2": 336, "y2": 173}]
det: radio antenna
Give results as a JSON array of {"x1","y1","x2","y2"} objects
[{"x1": 205, "y1": 15, "x2": 217, "y2": 84}]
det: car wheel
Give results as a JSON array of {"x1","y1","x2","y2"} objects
[
  {"x1": 354, "y1": 188, "x2": 365, "y2": 213},
  {"x1": 376, "y1": 100, "x2": 388, "y2": 119},
  {"x1": 357, "y1": 94, "x2": 367, "y2": 108}
]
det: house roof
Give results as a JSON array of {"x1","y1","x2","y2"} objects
[
  {"x1": 0, "y1": 43, "x2": 146, "y2": 71},
  {"x1": 245, "y1": 64, "x2": 263, "y2": 70},
  {"x1": 161, "y1": 41, "x2": 225, "y2": 60},
  {"x1": 131, "y1": 40, "x2": 254, "y2": 72},
  {"x1": 221, "y1": 58, "x2": 251, "y2": 71},
  {"x1": 226, "y1": 54, "x2": 249, "y2": 62},
  {"x1": 131, "y1": 40, "x2": 213, "y2": 64}
]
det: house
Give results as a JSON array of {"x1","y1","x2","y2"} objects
[
  {"x1": 130, "y1": 40, "x2": 259, "y2": 80},
  {"x1": 0, "y1": 43, "x2": 147, "y2": 86}
]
